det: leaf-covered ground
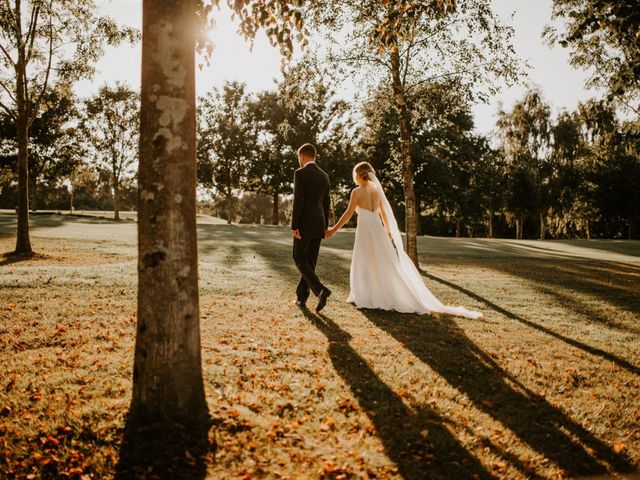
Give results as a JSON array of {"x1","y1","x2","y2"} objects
[{"x1": 1, "y1": 213, "x2": 639, "y2": 479}]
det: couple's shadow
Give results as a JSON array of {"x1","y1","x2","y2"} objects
[
  {"x1": 300, "y1": 306, "x2": 635, "y2": 479},
  {"x1": 299, "y1": 307, "x2": 492, "y2": 479}
]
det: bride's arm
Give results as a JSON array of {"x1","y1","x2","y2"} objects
[{"x1": 326, "y1": 190, "x2": 358, "y2": 238}]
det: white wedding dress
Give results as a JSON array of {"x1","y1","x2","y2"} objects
[{"x1": 346, "y1": 174, "x2": 482, "y2": 319}]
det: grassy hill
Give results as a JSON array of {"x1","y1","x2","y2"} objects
[{"x1": 1, "y1": 213, "x2": 639, "y2": 479}]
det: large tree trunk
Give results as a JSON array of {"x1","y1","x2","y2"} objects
[
  {"x1": 539, "y1": 212, "x2": 545, "y2": 240},
  {"x1": 113, "y1": 177, "x2": 120, "y2": 221},
  {"x1": 455, "y1": 219, "x2": 462, "y2": 238},
  {"x1": 15, "y1": 86, "x2": 32, "y2": 252},
  {"x1": 488, "y1": 210, "x2": 494, "y2": 238},
  {"x1": 272, "y1": 192, "x2": 279, "y2": 225},
  {"x1": 131, "y1": 0, "x2": 208, "y2": 429},
  {"x1": 390, "y1": 49, "x2": 419, "y2": 266}
]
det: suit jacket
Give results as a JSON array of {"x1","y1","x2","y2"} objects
[{"x1": 291, "y1": 162, "x2": 331, "y2": 239}]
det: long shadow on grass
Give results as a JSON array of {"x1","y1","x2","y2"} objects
[
  {"x1": 485, "y1": 259, "x2": 640, "y2": 334},
  {"x1": 115, "y1": 415, "x2": 210, "y2": 479},
  {"x1": 302, "y1": 308, "x2": 494, "y2": 479},
  {"x1": 361, "y1": 309, "x2": 636, "y2": 477},
  {"x1": 423, "y1": 271, "x2": 640, "y2": 377}
]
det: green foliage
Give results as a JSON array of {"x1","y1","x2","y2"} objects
[
  {"x1": 497, "y1": 89, "x2": 552, "y2": 233},
  {"x1": 545, "y1": 0, "x2": 640, "y2": 114},
  {"x1": 246, "y1": 58, "x2": 351, "y2": 194},
  {"x1": 317, "y1": 0, "x2": 523, "y2": 104},
  {"x1": 0, "y1": 0, "x2": 138, "y2": 123},
  {"x1": 82, "y1": 83, "x2": 139, "y2": 218},
  {"x1": 197, "y1": 0, "x2": 312, "y2": 60},
  {"x1": 359, "y1": 79, "x2": 502, "y2": 236},
  {"x1": 83, "y1": 83, "x2": 139, "y2": 183},
  {"x1": 0, "y1": 85, "x2": 84, "y2": 207},
  {"x1": 197, "y1": 81, "x2": 257, "y2": 222}
]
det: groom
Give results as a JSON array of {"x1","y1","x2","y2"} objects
[{"x1": 291, "y1": 143, "x2": 332, "y2": 312}]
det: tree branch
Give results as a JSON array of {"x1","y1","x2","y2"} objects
[
  {"x1": 401, "y1": 39, "x2": 412, "y2": 88},
  {"x1": 0, "y1": 43, "x2": 16, "y2": 67},
  {"x1": 25, "y1": 4, "x2": 41, "y2": 63},
  {"x1": 398, "y1": 15, "x2": 471, "y2": 58},
  {"x1": 405, "y1": 61, "x2": 492, "y2": 94},
  {"x1": 0, "y1": 97, "x2": 16, "y2": 119},
  {"x1": 28, "y1": 0, "x2": 54, "y2": 125},
  {"x1": 331, "y1": 52, "x2": 392, "y2": 72},
  {"x1": 0, "y1": 78, "x2": 17, "y2": 104}
]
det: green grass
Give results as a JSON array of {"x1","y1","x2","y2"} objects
[{"x1": 1, "y1": 212, "x2": 639, "y2": 479}]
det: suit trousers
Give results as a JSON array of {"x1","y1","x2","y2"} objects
[{"x1": 292, "y1": 237, "x2": 324, "y2": 299}]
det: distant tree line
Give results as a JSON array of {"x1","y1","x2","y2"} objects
[
  {"x1": 1, "y1": 73, "x2": 638, "y2": 239},
  {"x1": 1, "y1": 0, "x2": 638, "y2": 241}
]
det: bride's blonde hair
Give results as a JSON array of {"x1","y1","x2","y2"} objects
[{"x1": 353, "y1": 162, "x2": 375, "y2": 184}]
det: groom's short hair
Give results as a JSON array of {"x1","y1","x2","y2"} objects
[{"x1": 297, "y1": 143, "x2": 316, "y2": 160}]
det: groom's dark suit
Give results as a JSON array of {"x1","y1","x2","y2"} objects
[{"x1": 291, "y1": 162, "x2": 331, "y2": 301}]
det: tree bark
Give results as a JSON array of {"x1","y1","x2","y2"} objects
[
  {"x1": 131, "y1": 0, "x2": 208, "y2": 428},
  {"x1": 389, "y1": 49, "x2": 419, "y2": 266},
  {"x1": 488, "y1": 210, "x2": 494, "y2": 238},
  {"x1": 272, "y1": 192, "x2": 279, "y2": 225},
  {"x1": 113, "y1": 176, "x2": 120, "y2": 221},
  {"x1": 515, "y1": 214, "x2": 523, "y2": 240},
  {"x1": 69, "y1": 182, "x2": 74, "y2": 214},
  {"x1": 539, "y1": 212, "x2": 545, "y2": 240},
  {"x1": 226, "y1": 190, "x2": 233, "y2": 224},
  {"x1": 14, "y1": 24, "x2": 32, "y2": 254},
  {"x1": 455, "y1": 219, "x2": 461, "y2": 238}
]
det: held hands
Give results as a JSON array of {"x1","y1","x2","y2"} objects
[
  {"x1": 325, "y1": 226, "x2": 337, "y2": 239},
  {"x1": 292, "y1": 229, "x2": 302, "y2": 240}
]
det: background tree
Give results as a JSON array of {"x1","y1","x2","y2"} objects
[
  {"x1": 359, "y1": 78, "x2": 498, "y2": 238},
  {"x1": 478, "y1": 146, "x2": 507, "y2": 239},
  {"x1": 592, "y1": 122, "x2": 640, "y2": 239},
  {"x1": 316, "y1": 0, "x2": 522, "y2": 265},
  {"x1": 246, "y1": 58, "x2": 349, "y2": 225},
  {"x1": 197, "y1": 81, "x2": 256, "y2": 224},
  {"x1": 545, "y1": 0, "x2": 640, "y2": 116},
  {"x1": 497, "y1": 90, "x2": 552, "y2": 239},
  {"x1": 0, "y1": 0, "x2": 137, "y2": 254},
  {"x1": 83, "y1": 83, "x2": 139, "y2": 220},
  {"x1": 547, "y1": 109, "x2": 586, "y2": 237}
]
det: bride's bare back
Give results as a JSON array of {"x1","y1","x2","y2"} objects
[{"x1": 353, "y1": 184, "x2": 380, "y2": 213}]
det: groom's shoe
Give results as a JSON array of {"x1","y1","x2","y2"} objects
[
  {"x1": 294, "y1": 298, "x2": 307, "y2": 308},
  {"x1": 315, "y1": 288, "x2": 331, "y2": 313}
]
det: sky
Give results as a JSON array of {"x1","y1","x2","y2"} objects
[{"x1": 74, "y1": 0, "x2": 599, "y2": 136}]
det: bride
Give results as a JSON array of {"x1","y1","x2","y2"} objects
[{"x1": 325, "y1": 162, "x2": 482, "y2": 319}]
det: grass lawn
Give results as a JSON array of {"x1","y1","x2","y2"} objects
[{"x1": 0, "y1": 212, "x2": 639, "y2": 479}]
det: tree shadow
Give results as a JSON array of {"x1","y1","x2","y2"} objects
[
  {"x1": 0, "y1": 250, "x2": 45, "y2": 265},
  {"x1": 490, "y1": 259, "x2": 640, "y2": 325},
  {"x1": 115, "y1": 414, "x2": 212, "y2": 480},
  {"x1": 301, "y1": 307, "x2": 494, "y2": 479},
  {"x1": 361, "y1": 308, "x2": 636, "y2": 477},
  {"x1": 0, "y1": 212, "x2": 131, "y2": 236},
  {"x1": 553, "y1": 239, "x2": 640, "y2": 258},
  {"x1": 422, "y1": 270, "x2": 640, "y2": 377}
]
